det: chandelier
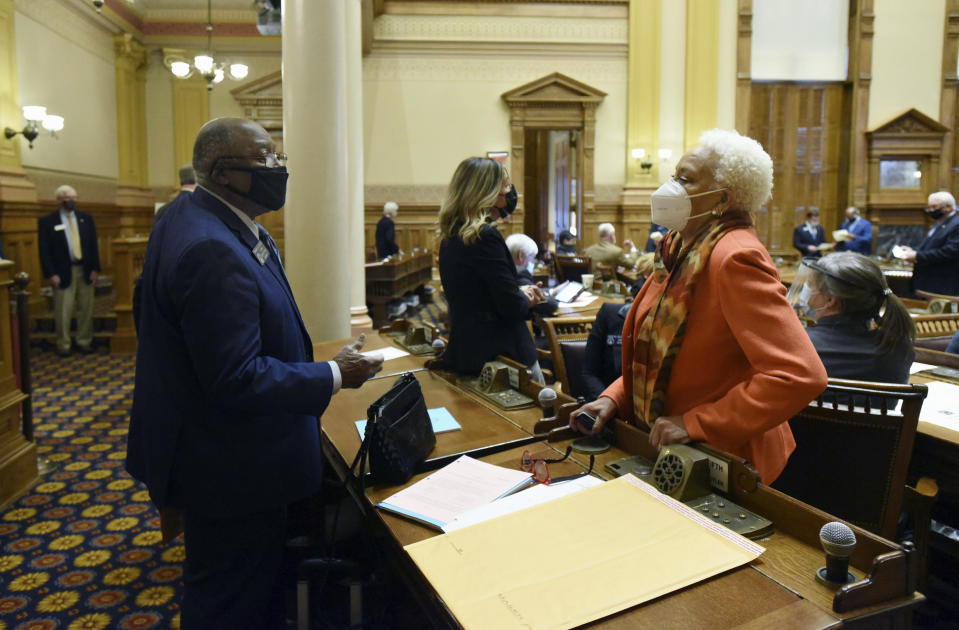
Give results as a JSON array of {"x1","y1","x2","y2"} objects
[{"x1": 163, "y1": 0, "x2": 249, "y2": 91}]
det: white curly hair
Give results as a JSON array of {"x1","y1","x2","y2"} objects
[{"x1": 697, "y1": 129, "x2": 773, "y2": 214}]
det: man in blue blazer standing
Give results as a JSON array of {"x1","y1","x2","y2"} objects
[
  {"x1": 898, "y1": 191, "x2": 959, "y2": 296},
  {"x1": 127, "y1": 118, "x2": 383, "y2": 629},
  {"x1": 835, "y1": 206, "x2": 873, "y2": 255},
  {"x1": 37, "y1": 185, "x2": 101, "y2": 356}
]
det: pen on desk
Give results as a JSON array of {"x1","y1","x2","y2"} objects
[{"x1": 369, "y1": 367, "x2": 428, "y2": 381}]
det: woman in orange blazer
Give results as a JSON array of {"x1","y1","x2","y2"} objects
[{"x1": 570, "y1": 130, "x2": 827, "y2": 484}]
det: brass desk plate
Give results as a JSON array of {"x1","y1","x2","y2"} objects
[
  {"x1": 457, "y1": 361, "x2": 535, "y2": 411},
  {"x1": 387, "y1": 326, "x2": 435, "y2": 356},
  {"x1": 604, "y1": 454, "x2": 773, "y2": 540}
]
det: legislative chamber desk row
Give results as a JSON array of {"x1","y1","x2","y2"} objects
[{"x1": 314, "y1": 332, "x2": 924, "y2": 629}]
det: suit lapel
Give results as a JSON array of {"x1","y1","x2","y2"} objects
[{"x1": 194, "y1": 189, "x2": 313, "y2": 349}]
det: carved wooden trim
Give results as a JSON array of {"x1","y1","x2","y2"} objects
[
  {"x1": 945, "y1": 0, "x2": 959, "y2": 190},
  {"x1": 502, "y1": 73, "x2": 606, "y2": 243},
  {"x1": 848, "y1": 0, "x2": 874, "y2": 208},
  {"x1": 735, "y1": 0, "x2": 752, "y2": 133},
  {"x1": 230, "y1": 70, "x2": 283, "y2": 133}
]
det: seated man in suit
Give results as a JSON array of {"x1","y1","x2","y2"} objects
[
  {"x1": 584, "y1": 222, "x2": 638, "y2": 272},
  {"x1": 835, "y1": 206, "x2": 872, "y2": 256},
  {"x1": 127, "y1": 117, "x2": 384, "y2": 629},
  {"x1": 793, "y1": 209, "x2": 826, "y2": 258},
  {"x1": 506, "y1": 233, "x2": 558, "y2": 318},
  {"x1": 556, "y1": 229, "x2": 577, "y2": 255},
  {"x1": 897, "y1": 191, "x2": 959, "y2": 297}
]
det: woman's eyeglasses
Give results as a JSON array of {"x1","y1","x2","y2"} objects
[{"x1": 520, "y1": 446, "x2": 594, "y2": 485}]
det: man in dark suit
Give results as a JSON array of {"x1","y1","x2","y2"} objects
[
  {"x1": 899, "y1": 191, "x2": 959, "y2": 296},
  {"x1": 375, "y1": 201, "x2": 400, "y2": 259},
  {"x1": 835, "y1": 206, "x2": 872, "y2": 255},
  {"x1": 38, "y1": 185, "x2": 101, "y2": 356},
  {"x1": 126, "y1": 118, "x2": 383, "y2": 629},
  {"x1": 556, "y1": 229, "x2": 577, "y2": 255},
  {"x1": 155, "y1": 164, "x2": 197, "y2": 223},
  {"x1": 793, "y1": 209, "x2": 826, "y2": 258}
]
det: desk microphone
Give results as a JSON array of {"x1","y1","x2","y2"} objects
[
  {"x1": 538, "y1": 387, "x2": 557, "y2": 419},
  {"x1": 431, "y1": 338, "x2": 445, "y2": 355},
  {"x1": 816, "y1": 521, "x2": 856, "y2": 586}
]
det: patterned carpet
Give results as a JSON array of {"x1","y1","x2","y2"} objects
[{"x1": 0, "y1": 349, "x2": 183, "y2": 630}]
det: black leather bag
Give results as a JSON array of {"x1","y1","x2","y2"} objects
[{"x1": 350, "y1": 372, "x2": 435, "y2": 485}]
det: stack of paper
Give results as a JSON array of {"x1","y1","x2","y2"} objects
[{"x1": 377, "y1": 456, "x2": 533, "y2": 530}]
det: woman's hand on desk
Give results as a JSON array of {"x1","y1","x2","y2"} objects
[
  {"x1": 568, "y1": 396, "x2": 619, "y2": 435},
  {"x1": 649, "y1": 415, "x2": 691, "y2": 448}
]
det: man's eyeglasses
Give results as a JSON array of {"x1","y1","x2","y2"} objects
[
  {"x1": 212, "y1": 152, "x2": 288, "y2": 172},
  {"x1": 520, "y1": 446, "x2": 594, "y2": 485}
]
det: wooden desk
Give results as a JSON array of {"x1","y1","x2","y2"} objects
[
  {"x1": 365, "y1": 251, "x2": 433, "y2": 328},
  {"x1": 314, "y1": 333, "x2": 923, "y2": 629}
]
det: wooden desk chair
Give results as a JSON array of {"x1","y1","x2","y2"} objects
[
  {"x1": 554, "y1": 254, "x2": 591, "y2": 283},
  {"x1": 594, "y1": 262, "x2": 615, "y2": 281},
  {"x1": 912, "y1": 313, "x2": 959, "y2": 345},
  {"x1": 773, "y1": 378, "x2": 938, "y2": 587},
  {"x1": 542, "y1": 316, "x2": 594, "y2": 398},
  {"x1": 525, "y1": 320, "x2": 554, "y2": 385},
  {"x1": 914, "y1": 346, "x2": 959, "y2": 369}
]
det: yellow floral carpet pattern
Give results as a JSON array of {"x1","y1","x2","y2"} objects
[{"x1": 0, "y1": 350, "x2": 183, "y2": 630}]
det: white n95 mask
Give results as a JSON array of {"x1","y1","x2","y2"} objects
[{"x1": 650, "y1": 178, "x2": 726, "y2": 232}]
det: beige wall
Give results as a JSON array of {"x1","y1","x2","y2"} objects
[
  {"x1": 869, "y1": 0, "x2": 945, "y2": 129},
  {"x1": 145, "y1": 50, "x2": 175, "y2": 190},
  {"x1": 15, "y1": 7, "x2": 118, "y2": 188},
  {"x1": 362, "y1": 13, "x2": 627, "y2": 199}
]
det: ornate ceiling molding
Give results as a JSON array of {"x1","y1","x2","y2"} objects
[{"x1": 374, "y1": 14, "x2": 627, "y2": 44}]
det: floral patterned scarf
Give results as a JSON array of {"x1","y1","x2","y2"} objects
[{"x1": 632, "y1": 217, "x2": 750, "y2": 425}]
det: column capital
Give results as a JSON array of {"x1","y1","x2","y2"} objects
[{"x1": 113, "y1": 33, "x2": 148, "y2": 69}]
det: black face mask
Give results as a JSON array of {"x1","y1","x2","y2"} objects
[
  {"x1": 61, "y1": 200, "x2": 77, "y2": 212},
  {"x1": 226, "y1": 167, "x2": 289, "y2": 211},
  {"x1": 500, "y1": 185, "x2": 518, "y2": 217},
  {"x1": 927, "y1": 208, "x2": 945, "y2": 220}
]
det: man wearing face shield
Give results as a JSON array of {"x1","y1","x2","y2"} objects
[
  {"x1": 568, "y1": 129, "x2": 826, "y2": 486},
  {"x1": 896, "y1": 191, "x2": 959, "y2": 296},
  {"x1": 127, "y1": 118, "x2": 384, "y2": 629}
]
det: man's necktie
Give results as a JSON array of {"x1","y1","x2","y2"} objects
[{"x1": 68, "y1": 213, "x2": 83, "y2": 262}]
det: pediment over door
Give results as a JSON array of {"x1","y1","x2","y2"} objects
[
  {"x1": 231, "y1": 71, "x2": 283, "y2": 134},
  {"x1": 501, "y1": 72, "x2": 607, "y2": 106},
  {"x1": 869, "y1": 108, "x2": 948, "y2": 136}
]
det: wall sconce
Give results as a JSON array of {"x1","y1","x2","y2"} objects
[
  {"x1": 631, "y1": 148, "x2": 653, "y2": 174},
  {"x1": 4, "y1": 106, "x2": 65, "y2": 149}
]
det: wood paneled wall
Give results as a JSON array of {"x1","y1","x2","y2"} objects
[
  {"x1": 748, "y1": 83, "x2": 847, "y2": 255},
  {"x1": 0, "y1": 201, "x2": 154, "y2": 312},
  {"x1": 364, "y1": 201, "x2": 652, "y2": 259}
]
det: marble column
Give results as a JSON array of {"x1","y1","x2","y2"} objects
[
  {"x1": 0, "y1": 0, "x2": 36, "y2": 202},
  {"x1": 346, "y1": 0, "x2": 372, "y2": 329},
  {"x1": 283, "y1": 0, "x2": 367, "y2": 341}
]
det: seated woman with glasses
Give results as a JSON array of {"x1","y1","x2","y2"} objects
[
  {"x1": 436, "y1": 157, "x2": 546, "y2": 382},
  {"x1": 568, "y1": 129, "x2": 827, "y2": 486},
  {"x1": 793, "y1": 252, "x2": 915, "y2": 383}
]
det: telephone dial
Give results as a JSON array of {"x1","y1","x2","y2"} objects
[
  {"x1": 606, "y1": 444, "x2": 773, "y2": 540},
  {"x1": 458, "y1": 361, "x2": 535, "y2": 410}
]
